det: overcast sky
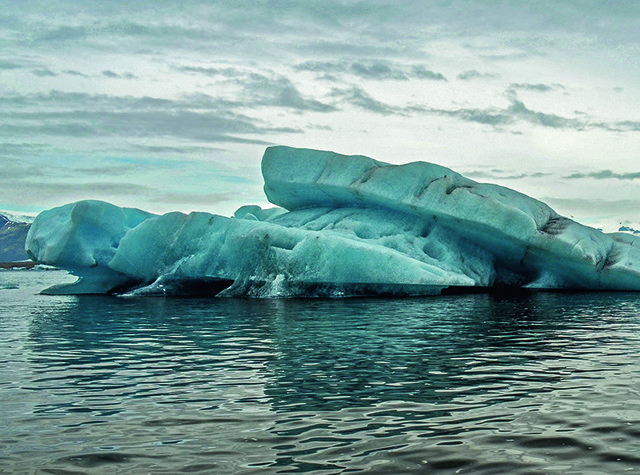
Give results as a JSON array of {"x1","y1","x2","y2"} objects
[{"x1": 2, "y1": 1, "x2": 640, "y2": 229}]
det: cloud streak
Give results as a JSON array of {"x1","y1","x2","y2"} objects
[
  {"x1": 295, "y1": 60, "x2": 446, "y2": 81},
  {"x1": 564, "y1": 170, "x2": 640, "y2": 180},
  {"x1": 465, "y1": 170, "x2": 551, "y2": 180},
  {"x1": 456, "y1": 70, "x2": 499, "y2": 80},
  {"x1": 0, "y1": 90, "x2": 301, "y2": 145},
  {"x1": 330, "y1": 85, "x2": 640, "y2": 133}
]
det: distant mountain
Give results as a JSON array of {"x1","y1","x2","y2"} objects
[
  {"x1": 0, "y1": 214, "x2": 31, "y2": 262},
  {"x1": 618, "y1": 225, "x2": 640, "y2": 235}
]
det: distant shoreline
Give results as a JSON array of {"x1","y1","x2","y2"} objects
[{"x1": 0, "y1": 261, "x2": 36, "y2": 269}]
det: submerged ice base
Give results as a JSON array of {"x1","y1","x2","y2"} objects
[{"x1": 25, "y1": 146, "x2": 640, "y2": 296}]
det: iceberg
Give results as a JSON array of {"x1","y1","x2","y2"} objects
[{"x1": 25, "y1": 146, "x2": 640, "y2": 296}]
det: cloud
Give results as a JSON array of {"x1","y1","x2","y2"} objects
[
  {"x1": 242, "y1": 74, "x2": 337, "y2": 112},
  {"x1": 32, "y1": 68, "x2": 57, "y2": 77},
  {"x1": 564, "y1": 170, "x2": 640, "y2": 180},
  {"x1": 151, "y1": 191, "x2": 235, "y2": 205},
  {"x1": 327, "y1": 83, "x2": 638, "y2": 133},
  {"x1": 465, "y1": 170, "x2": 551, "y2": 180},
  {"x1": 611, "y1": 120, "x2": 640, "y2": 132},
  {"x1": 509, "y1": 83, "x2": 562, "y2": 92},
  {"x1": 0, "y1": 60, "x2": 22, "y2": 70},
  {"x1": 331, "y1": 86, "x2": 401, "y2": 115},
  {"x1": 63, "y1": 69, "x2": 88, "y2": 77},
  {"x1": 0, "y1": 90, "x2": 300, "y2": 146},
  {"x1": 295, "y1": 60, "x2": 445, "y2": 81},
  {"x1": 0, "y1": 180, "x2": 154, "y2": 203},
  {"x1": 456, "y1": 70, "x2": 499, "y2": 80},
  {"x1": 127, "y1": 144, "x2": 227, "y2": 155},
  {"x1": 35, "y1": 25, "x2": 87, "y2": 42},
  {"x1": 430, "y1": 106, "x2": 513, "y2": 127},
  {"x1": 0, "y1": 142, "x2": 50, "y2": 158},
  {"x1": 411, "y1": 65, "x2": 447, "y2": 81},
  {"x1": 350, "y1": 62, "x2": 408, "y2": 80},
  {"x1": 177, "y1": 65, "x2": 234, "y2": 76},
  {"x1": 507, "y1": 98, "x2": 575, "y2": 129},
  {"x1": 102, "y1": 70, "x2": 138, "y2": 79},
  {"x1": 174, "y1": 65, "x2": 336, "y2": 112}
]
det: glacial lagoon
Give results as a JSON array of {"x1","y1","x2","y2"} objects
[{"x1": 2, "y1": 269, "x2": 640, "y2": 473}]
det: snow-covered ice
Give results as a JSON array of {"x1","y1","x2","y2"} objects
[{"x1": 25, "y1": 146, "x2": 640, "y2": 296}]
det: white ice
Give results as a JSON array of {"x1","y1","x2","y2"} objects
[{"x1": 25, "y1": 146, "x2": 640, "y2": 296}]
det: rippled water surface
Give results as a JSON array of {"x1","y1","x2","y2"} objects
[{"x1": 2, "y1": 270, "x2": 640, "y2": 474}]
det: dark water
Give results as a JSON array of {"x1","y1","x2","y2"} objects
[{"x1": 1, "y1": 271, "x2": 640, "y2": 474}]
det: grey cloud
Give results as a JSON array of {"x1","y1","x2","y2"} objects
[
  {"x1": 2, "y1": 121, "x2": 95, "y2": 138},
  {"x1": 434, "y1": 107, "x2": 513, "y2": 127},
  {"x1": 510, "y1": 83, "x2": 558, "y2": 92},
  {"x1": 315, "y1": 83, "x2": 640, "y2": 134},
  {"x1": 328, "y1": 85, "x2": 572, "y2": 128},
  {"x1": 72, "y1": 165, "x2": 140, "y2": 177},
  {"x1": 507, "y1": 99, "x2": 575, "y2": 129},
  {"x1": 0, "y1": 158, "x2": 46, "y2": 181},
  {"x1": 174, "y1": 64, "x2": 336, "y2": 113},
  {"x1": 0, "y1": 60, "x2": 22, "y2": 70},
  {"x1": 506, "y1": 172, "x2": 549, "y2": 179},
  {"x1": 102, "y1": 70, "x2": 138, "y2": 79},
  {"x1": 465, "y1": 170, "x2": 550, "y2": 180},
  {"x1": 32, "y1": 68, "x2": 57, "y2": 77},
  {"x1": 331, "y1": 86, "x2": 400, "y2": 115},
  {"x1": 152, "y1": 191, "x2": 235, "y2": 205},
  {"x1": 411, "y1": 65, "x2": 447, "y2": 81},
  {"x1": 101, "y1": 20, "x2": 234, "y2": 45},
  {"x1": 447, "y1": 97, "x2": 636, "y2": 132},
  {"x1": 2, "y1": 110, "x2": 288, "y2": 143},
  {"x1": 350, "y1": 62, "x2": 408, "y2": 80},
  {"x1": 178, "y1": 65, "x2": 231, "y2": 76},
  {"x1": 35, "y1": 25, "x2": 87, "y2": 42},
  {"x1": 244, "y1": 75, "x2": 336, "y2": 112},
  {"x1": 276, "y1": 84, "x2": 335, "y2": 112},
  {"x1": 503, "y1": 95, "x2": 640, "y2": 132},
  {"x1": 0, "y1": 142, "x2": 50, "y2": 157},
  {"x1": 457, "y1": 70, "x2": 499, "y2": 80},
  {"x1": 295, "y1": 60, "x2": 406, "y2": 80},
  {"x1": 306, "y1": 123, "x2": 332, "y2": 131},
  {"x1": 612, "y1": 120, "x2": 640, "y2": 132},
  {"x1": 294, "y1": 61, "x2": 340, "y2": 73},
  {"x1": 0, "y1": 181, "x2": 154, "y2": 205},
  {"x1": 127, "y1": 144, "x2": 227, "y2": 155},
  {"x1": 63, "y1": 69, "x2": 88, "y2": 77},
  {"x1": 11, "y1": 1, "x2": 640, "y2": 59},
  {"x1": 295, "y1": 60, "x2": 445, "y2": 81},
  {"x1": 0, "y1": 90, "x2": 300, "y2": 145},
  {"x1": 564, "y1": 170, "x2": 640, "y2": 180}
]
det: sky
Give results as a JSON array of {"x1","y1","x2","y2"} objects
[{"x1": 2, "y1": 0, "x2": 640, "y2": 230}]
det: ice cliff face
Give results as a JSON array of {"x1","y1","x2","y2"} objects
[{"x1": 25, "y1": 146, "x2": 640, "y2": 296}]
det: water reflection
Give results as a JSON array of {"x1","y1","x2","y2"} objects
[
  {"x1": 26, "y1": 291, "x2": 640, "y2": 415},
  {"x1": 6, "y1": 284, "x2": 640, "y2": 473}
]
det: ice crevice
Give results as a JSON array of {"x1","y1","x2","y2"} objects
[{"x1": 25, "y1": 145, "x2": 640, "y2": 296}]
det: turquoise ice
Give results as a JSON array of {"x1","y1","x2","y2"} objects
[{"x1": 25, "y1": 146, "x2": 640, "y2": 296}]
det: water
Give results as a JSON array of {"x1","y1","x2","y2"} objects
[{"x1": 1, "y1": 270, "x2": 640, "y2": 474}]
